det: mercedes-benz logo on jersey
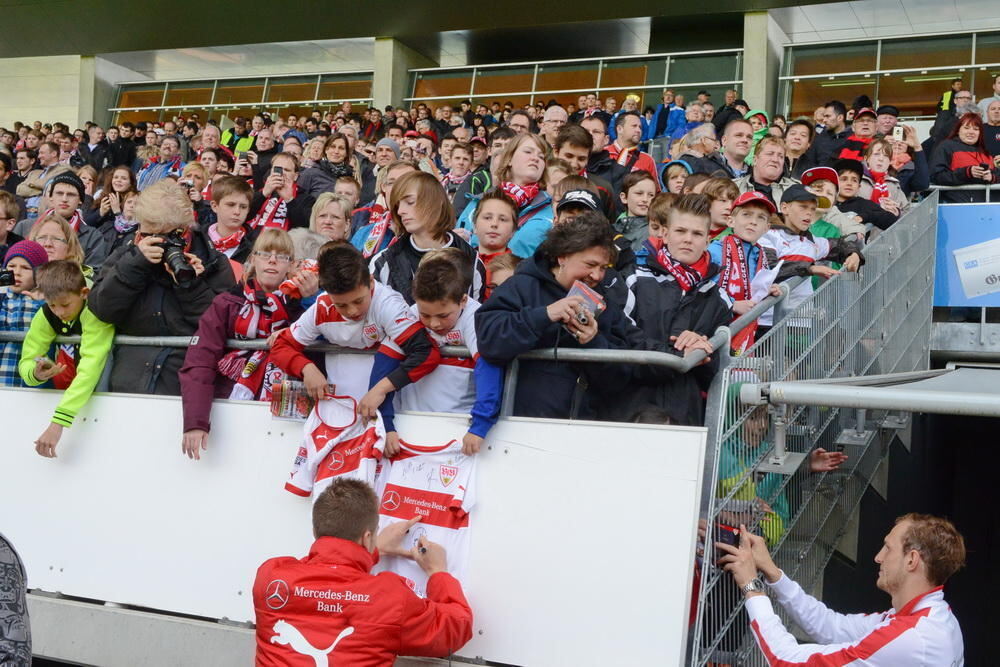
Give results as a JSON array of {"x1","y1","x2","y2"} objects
[
  {"x1": 326, "y1": 451, "x2": 345, "y2": 471},
  {"x1": 265, "y1": 579, "x2": 290, "y2": 610},
  {"x1": 382, "y1": 490, "x2": 401, "y2": 511}
]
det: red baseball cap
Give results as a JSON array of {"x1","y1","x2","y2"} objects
[
  {"x1": 855, "y1": 107, "x2": 877, "y2": 119},
  {"x1": 801, "y1": 166, "x2": 839, "y2": 189},
  {"x1": 731, "y1": 190, "x2": 777, "y2": 215}
]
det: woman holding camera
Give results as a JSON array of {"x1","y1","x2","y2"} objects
[{"x1": 88, "y1": 180, "x2": 235, "y2": 395}]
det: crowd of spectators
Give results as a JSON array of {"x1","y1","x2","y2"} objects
[
  {"x1": 1, "y1": 78, "x2": 990, "y2": 664},
  {"x1": 1, "y1": 78, "x2": 996, "y2": 456}
]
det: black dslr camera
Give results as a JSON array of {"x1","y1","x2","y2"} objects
[
  {"x1": 157, "y1": 230, "x2": 196, "y2": 286},
  {"x1": 0, "y1": 269, "x2": 14, "y2": 287}
]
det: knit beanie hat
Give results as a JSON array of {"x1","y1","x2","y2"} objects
[
  {"x1": 376, "y1": 137, "x2": 401, "y2": 158},
  {"x1": 46, "y1": 171, "x2": 85, "y2": 200},
  {"x1": 4, "y1": 240, "x2": 50, "y2": 270}
]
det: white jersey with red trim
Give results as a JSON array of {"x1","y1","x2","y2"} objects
[
  {"x1": 758, "y1": 228, "x2": 832, "y2": 326},
  {"x1": 394, "y1": 300, "x2": 480, "y2": 414},
  {"x1": 287, "y1": 282, "x2": 421, "y2": 401},
  {"x1": 374, "y1": 439, "x2": 477, "y2": 597},
  {"x1": 746, "y1": 573, "x2": 963, "y2": 666},
  {"x1": 285, "y1": 394, "x2": 385, "y2": 500}
]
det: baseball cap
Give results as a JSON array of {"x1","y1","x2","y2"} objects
[
  {"x1": 556, "y1": 189, "x2": 600, "y2": 213},
  {"x1": 875, "y1": 105, "x2": 899, "y2": 117},
  {"x1": 800, "y1": 166, "x2": 840, "y2": 189},
  {"x1": 469, "y1": 136, "x2": 487, "y2": 147},
  {"x1": 731, "y1": 190, "x2": 776, "y2": 215},
  {"x1": 781, "y1": 183, "x2": 830, "y2": 209},
  {"x1": 855, "y1": 107, "x2": 877, "y2": 119},
  {"x1": 833, "y1": 158, "x2": 865, "y2": 180},
  {"x1": 734, "y1": 99, "x2": 749, "y2": 109}
]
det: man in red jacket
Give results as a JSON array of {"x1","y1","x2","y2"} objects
[{"x1": 253, "y1": 478, "x2": 473, "y2": 666}]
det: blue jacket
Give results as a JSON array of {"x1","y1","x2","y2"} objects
[
  {"x1": 650, "y1": 103, "x2": 687, "y2": 139},
  {"x1": 474, "y1": 251, "x2": 634, "y2": 419},
  {"x1": 670, "y1": 120, "x2": 702, "y2": 142},
  {"x1": 457, "y1": 190, "x2": 554, "y2": 259},
  {"x1": 708, "y1": 237, "x2": 767, "y2": 284}
]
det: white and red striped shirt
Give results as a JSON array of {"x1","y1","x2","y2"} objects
[
  {"x1": 746, "y1": 573, "x2": 963, "y2": 666},
  {"x1": 373, "y1": 438, "x2": 477, "y2": 598}
]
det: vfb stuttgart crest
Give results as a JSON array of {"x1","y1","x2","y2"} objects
[
  {"x1": 363, "y1": 323, "x2": 379, "y2": 341},
  {"x1": 444, "y1": 330, "x2": 463, "y2": 345},
  {"x1": 439, "y1": 465, "x2": 458, "y2": 487}
]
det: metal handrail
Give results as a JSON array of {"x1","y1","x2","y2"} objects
[{"x1": 0, "y1": 277, "x2": 805, "y2": 373}]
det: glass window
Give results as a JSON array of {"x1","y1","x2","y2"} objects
[
  {"x1": 786, "y1": 76, "x2": 876, "y2": 120},
  {"x1": 975, "y1": 32, "x2": 1000, "y2": 65},
  {"x1": 214, "y1": 78, "x2": 266, "y2": 105},
  {"x1": 413, "y1": 70, "x2": 471, "y2": 99},
  {"x1": 117, "y1": 84, "x2": 166, "y2": 109},
  {"x1": 113, "y1": 110, "x2": 162, "y2": 126},
  {"x1": 474, "y1": 66, "x2": 534, "y2": 96},
  {"x1": 878, "y1": 70, "x2": 966, "y2": 117},
  {"x1": 317, "y1": 74, "x2": 372, "y2": 102},
  {"x1": 880, "y1": 35, "x2": 972, "y2": 70},
  {"x1": 669, "y1": 54, "x2": 737, "y2": 85},
  {"x1": 535, "y1": 62, "x2": 598, "y2": 94},
  {"x1": 267, "y1": 76, "x2": 318, "y2": 103},
  {"x1": 974, "y1": 67, "x2": 1000, "y2": 107},
  {"x1": 789, "y1": 43, "x2": 877, "y2": 77},
  {"x1": 163, "y1": 82, "x2": 213, "y2": 107},
  {"x1": 471, "y1": 95, "x2": 533, "y2": 109},
  {"x1": 600, "y1": 61, "x2": 650, "y2": 89}
]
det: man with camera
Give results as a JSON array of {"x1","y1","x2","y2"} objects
[
  {"x1": 88, "y1": 179, "x2": 234, "y2": 395},
  {"x1": 717, "y1": 514, "x2": 965, "y2": 665}
]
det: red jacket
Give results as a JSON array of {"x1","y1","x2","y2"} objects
[{"x1": 253, "y1": 537, "x2": 473, "y2": 666}]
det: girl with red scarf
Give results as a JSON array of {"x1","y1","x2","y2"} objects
[
  {"x1": 858, "y1": 139, "x2": 908, "y2": 219},
  {"x1": 178, "y1": 228, "x2": 319, "y2": 460}
]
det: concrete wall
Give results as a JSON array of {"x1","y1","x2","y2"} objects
[{"x1": 0, "y1": 55, "x2": 83, "y2": 128}]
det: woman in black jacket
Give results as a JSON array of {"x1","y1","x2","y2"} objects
[
  {"x1": 369, "y1": 170, "x2": 486, "y2": 305},
  {"x1": 930, "y1": 112, "x2": 999, "y2": 203},
  {"x1": 475, "y1": 212, "x2": 635, "y2": 419},
  {"x1": 88, "y1": 179, "x2": 235, "y2": 395}
]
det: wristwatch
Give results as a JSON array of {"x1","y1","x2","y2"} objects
[{"x1": 742, "y1": 577, "x2": 766, "y2": 595}]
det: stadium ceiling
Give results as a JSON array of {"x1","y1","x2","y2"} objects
[{"x1": 0, "y1": 0, "x2": 837, "y2": 60}]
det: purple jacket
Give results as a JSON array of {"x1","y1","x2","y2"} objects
[{"x1": 179, "y1": 286, "x2": 304, "y2": 433}]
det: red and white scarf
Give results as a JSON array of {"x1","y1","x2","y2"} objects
[
  {"x1": 362, "y1": 205, "x2": 391, "y2": 258},
  {"x1": 442, "y1": 170, "x2": 471, "y2": 187},
  {"x1": 43, "y1": 208, "x2": 84, "y2": 232},
  {"x1": 500, "y1": 181, "x2": 539, "y2": 209},
  {"x1": 657, "y1": 247, "x2": 710, "y2": 293},
  {"x1": 208, "y1": 224, "x2": 247, "y2": 252},
  {"x1": 868, "y1": 171, "x2": 890, "y2": 204},
  {"x1": 719, "y1": 236, "x2": 768, "y2": 354},
  {"x1": 217, "y1": 280, "x2": 292, "y2": 402},
  {"x1": 249, "y1": 183, "x2": 298, "y2": 230}
]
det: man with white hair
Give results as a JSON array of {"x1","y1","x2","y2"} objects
[
  {"x1": 539, "y1": 105, "x2": 568, "y2": 148},
  {"x1": 676, "y1": 124, "x2": 720, "y2": 175},
  {"x1": 670, "y1": 103, "x2": 705, "y2": 142}
]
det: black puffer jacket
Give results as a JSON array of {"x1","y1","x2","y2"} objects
[
  {"x1": 88, "y1": 231, "x2": 236, "y2": 395},
  {"x1": 615, "y1": 252, "x2": 732, "y2": 425},
  {"x1": 370, "y1": 232, "x2": 486, "y2": 305},
  {"x1": 474, "y1": 251, "x2": 635, "y2": 419}
]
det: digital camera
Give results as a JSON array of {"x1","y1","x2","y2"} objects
[{"x1": 157, "y1": 230, "x2": 196, "y2": 285}]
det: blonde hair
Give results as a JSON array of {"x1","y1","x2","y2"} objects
[
  {"x1": 75, "y1": 165, "x2": 98, "y2": 192},
  {"x1": 309, "y1": 193, "x2": 353, "y2": 235},
  {"x1": 30, "y1": 212, "x2": 85, "y2": 265},
  {"x1": 753, "y1": 135, "x2": 785, "y2": 158},
  {"x1": 244, "y1": 228, "x2": 295, "y2": 282},
  {"x1": 182, "y1": 161, "x2": 208, "y2": 182},
  {"x1": 389, "y1": 171, "x2": 455, "y2": 241},
  {"x1": 134, "y1": 179, "x2": 195, "y2": 233},
  {"x1": 493, "y1": 133, "x2": 549, "y2": 189}
]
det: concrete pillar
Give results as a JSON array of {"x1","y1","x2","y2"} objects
[
  {"x1": 372, "y1": 37, "x2": 437, "y2": 110},
  {"x1": 742, "y1": 11, "x2": 788, "y2": 116},
  {"x1": 78, "y1": 55, "x2": 97, "y2": 127}
]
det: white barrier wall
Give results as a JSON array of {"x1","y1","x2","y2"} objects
[{"x1": 2, "y1": 387, "x2": 706, "y2": 666}]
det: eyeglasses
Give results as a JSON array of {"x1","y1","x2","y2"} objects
[
  {"x1": 36, "y1": 235, "x2": 68, "y2": 245},
  {"x1": 252, "y1": 251, "x2": 292, "y2": 263}
]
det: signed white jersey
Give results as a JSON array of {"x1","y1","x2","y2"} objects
[
  {"x1": 285, "y1": 395, "x2": 385, "y2": 500},
  {"x1": 394, "y1": 300, "x2": 480, "y2": 415},
  {"x1": 288, "y1": 282, "x2": 422, "y2": 401},
  {"x1": 373, "y1": 439, "x2": 476, "y2": 597}
]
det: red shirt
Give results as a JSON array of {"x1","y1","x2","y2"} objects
[
  {"x1": 606, "y1": 142, "x2": 661, "y2": 190},
  {"x1": 253, "y1": 537, "x2": 473, "y2": 666}
]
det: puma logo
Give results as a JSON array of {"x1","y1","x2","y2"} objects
[{"x1": 271, "y1": 620, "x2": 354, "y2": 666}]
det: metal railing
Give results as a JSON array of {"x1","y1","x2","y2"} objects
[
  {"x1": 688, "y1": 192, "x2": 938, "y2": 666},
  {"x1": 928, "y1": 183, "x2": 1000, "y2": 203}
]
